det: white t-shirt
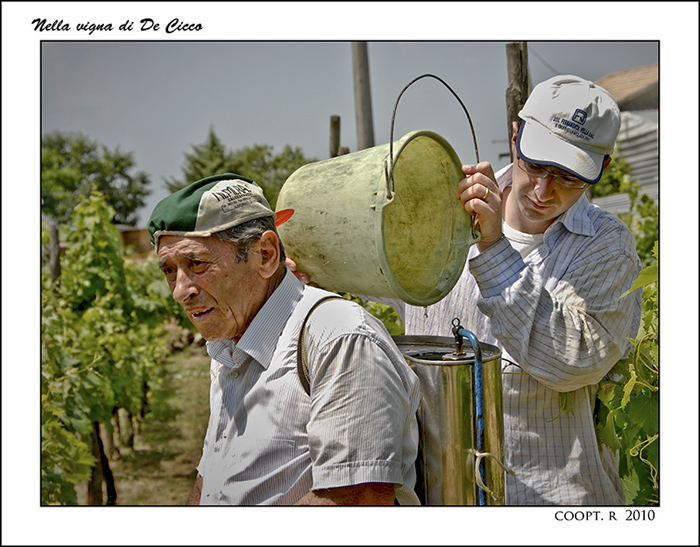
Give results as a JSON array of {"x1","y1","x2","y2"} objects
[{"x1": 502, "y1": 220, "x2": 544, "y2": 259}]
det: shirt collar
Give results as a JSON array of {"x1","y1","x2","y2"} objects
[
  {"x1": 497, "y1": 163, "x2": 596, "y2": 238},
  {"x1": 218, "y1": 268, "x2": 303, "y2": 370},
  {"x1": 206, "y1": 338, "x2": 235, "y2": 369},
  {"x1": 556, "y1": 192, "x2": 596, "y2": 236}
]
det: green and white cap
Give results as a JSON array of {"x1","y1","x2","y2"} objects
[{"x1": 148, "y1": 173, "x2": 277, "y2": 248}]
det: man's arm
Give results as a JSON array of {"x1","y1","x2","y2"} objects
[
  {"x1": 295, "y1": 482, "x2": 396, "y2": 506},
  {"x1": 470, "y1": 231, "x2": 642, "y2": 391},
  {"x1": 187, "y1": 474, "x2": 203, "y2": 505}
]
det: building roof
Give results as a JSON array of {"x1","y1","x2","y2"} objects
[
  {"x1": 595, "y1": 64, "x2": 658, "y2": 109},
  {"x1": 590, "y1": 65, "x2": 659, "y2": 215}
]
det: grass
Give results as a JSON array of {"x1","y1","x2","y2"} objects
[{"x1": 76, "y1": 342, "x2": 211, "y2": 505}]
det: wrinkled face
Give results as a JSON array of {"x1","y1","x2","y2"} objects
[{"x1": 157, "y1": 235, "x2": 265, "y2": 342}]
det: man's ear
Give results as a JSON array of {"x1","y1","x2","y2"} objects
[
  {"x1": 602, "y1": 156, "x2": 613, "y2": 170},
  {"x1": 511, "y1": 120, "x2": 519, "y2": 155},
  {"x1": 257, "y1": 230, "x2": 281, "y2": 279}
]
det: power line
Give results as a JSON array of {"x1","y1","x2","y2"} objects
[{"x1": 529, "y1": 47, "x2": 560, "y2": 76}]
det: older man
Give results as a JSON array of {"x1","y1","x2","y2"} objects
[{"x1": 148, "y1": 173, "x2": 420, "y2": 505}]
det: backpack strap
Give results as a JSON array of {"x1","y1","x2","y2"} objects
[{"x1": 296, "y1": 296, "x2": 345, "y2": 396}]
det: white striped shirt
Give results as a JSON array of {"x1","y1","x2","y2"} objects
[
  {"x1": 386, "y1": 164, "x2": 643, "y2": 505},
  {"x1": 197, "y1": 270, "x2": 421, "y2": 505}
]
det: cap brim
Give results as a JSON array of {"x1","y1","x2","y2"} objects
[{"x1": 517, "y1": 121, "x2": 605, "y2": 184}]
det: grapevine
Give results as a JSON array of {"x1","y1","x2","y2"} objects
[
  {"x1": 41, "y1": 190, "x2": 177, "y2": 504},
  {"x1": 595, "y1": 240, "x2": 659, "y2": 505}
]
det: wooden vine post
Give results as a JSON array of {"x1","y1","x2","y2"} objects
[{"x1": 505, "y1": 42, "x2": 530, "y2": 162}]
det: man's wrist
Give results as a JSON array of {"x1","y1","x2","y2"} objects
[{"x1": 476, "y1": 233, "x2": 505, "y2": 253}]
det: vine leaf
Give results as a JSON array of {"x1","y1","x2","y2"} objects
[
  {"x1": 621, "y1": 259, "x2": 658, "y2": 300},
  {"x1": 597, "y1": 412, "x2": 622, "y2": 452}
]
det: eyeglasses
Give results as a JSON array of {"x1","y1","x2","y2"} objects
[{"x1": 516, "y1": 157, "x2": 588, "y2": 190}]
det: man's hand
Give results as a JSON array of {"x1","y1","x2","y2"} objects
[
  {"x1": 294, "y1": 482, "x2": 396, "y2": 505},
  {"x1": 457, "y1": 162, "x2": 503, "y2": 252},
  {"x1": 187, "y1": 474, "x2": 203, "y2": 505},
  {"x1": 286, "y1": 258, "x2": 318, "y2": 287}
]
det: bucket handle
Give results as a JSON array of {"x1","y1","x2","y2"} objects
[
  {"x1": 387, "y1": 74, "x2": 481, "y2": 201},
  {"x1": 473, "y1": 451, "x2": 515, "y2": 503}
]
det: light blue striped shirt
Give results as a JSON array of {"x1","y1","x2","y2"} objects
[
  {"x1": 198, "y1": 270, "x2": 421, "y2": 505},
  {"x1": 387, "y1": 164, "x2": 643, "y2": 505}
]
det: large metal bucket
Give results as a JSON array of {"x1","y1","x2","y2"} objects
[
  {"x1": 276, "y1": 130, "x2": 478, "y2": 306},
  {"x1": 276, "y1": 74, "x2": 481, "y2": 306},
  {"x1": 394, "y1": 335, "x2": 506, "y2": 505}
]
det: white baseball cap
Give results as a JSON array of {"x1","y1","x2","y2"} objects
[{"x1": 516, "y1": 75, "x2": 621, "y2": 184}]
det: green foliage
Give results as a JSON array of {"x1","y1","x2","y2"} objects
[
  {"x1": 595, "y1": 241, "x2": 659, "y2": 505},
  {"x1": 621, "y1": 184, "x2": 659, "y2": 268},
  {"x1": 41, "y1": 190, "x2": 175, "y2": 504},
  {"x1": 228, "y1": 143, "x2": 314, "y2": 209},
  {"x1": 589, "y1": 155, "x2": 659, "y2": 267},
  {"x1": 162, "y1": 127, "x2": 232, "y2": 193},
  {"x1": 41, "y1": 292, "x2": 107, "y2": 504},
  {"x1": 164, "y1": 126, "x2": 316, "y2": 209},
  {"x1": 41, "y1": 130, "x2": 151, "y2": 225},
  {"x1": 589, "y1": 155, "x2": 633, "y2": 199},
  {"x1": 61, "y1": 192, "x2": 132, "y2": 313},
  {"x1": 125, "y1": 259, "x2": 192, "y2": 331},
  {"x1": 42, "y1": 387, "x2": 97, "y2": 504},
  {"x1": 586, "y1": 154, "x2": 659, "y2": 503},
  {"x1": 343, "y1": 294, "x2": 405, "y2": 336}
]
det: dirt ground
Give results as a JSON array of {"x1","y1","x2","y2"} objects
[{"x1": 76, "y1": 342, "x2": 211, "y2": 506}]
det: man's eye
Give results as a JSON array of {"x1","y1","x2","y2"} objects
[
  {"x1": 190, "y1": 260, "x2": 207, "y2": 272},
  {"x1": 524, "y1": 162, "x2": 544, "y2": 174}
]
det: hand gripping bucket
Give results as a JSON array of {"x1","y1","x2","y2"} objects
[
  {"x1": 276, "y1": 75, "x2": 481, "y2": 306},
  {"x1": 394, "y1": 321, "x2": 509, "y2": 506}
]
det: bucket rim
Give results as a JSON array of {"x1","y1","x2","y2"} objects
[
  {"x1": 392, "y1": 334, "x2": 502, "y2": 365},
  {"x1": 378, "y1": 131, "x2": 474, "y2": 307},
  {"x1": 388, "y1": 130, "x2": 462, "y2": 170}
]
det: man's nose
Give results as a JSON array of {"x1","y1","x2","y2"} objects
[
  {"x1": 172, "y1": 269, "x2": 199, "y2": 303},
  {"x1": 535, "y1": 176, "x2": 557, "y2": 201}
]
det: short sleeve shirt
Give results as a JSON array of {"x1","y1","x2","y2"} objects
[{"x1": 197, "y1": 270, "x2": 421, "y2": 505}]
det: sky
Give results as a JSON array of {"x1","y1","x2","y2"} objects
[
  {"x1": 41, "y1": 39, "x2": 660, "y2": 226},
  {"x1": 3, "y1": 2, "x2": 699, "y2": 546}
]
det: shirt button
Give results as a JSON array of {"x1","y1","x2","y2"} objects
[{"x1": 231, "y1": 370, "x2": 239, "y2": 378}]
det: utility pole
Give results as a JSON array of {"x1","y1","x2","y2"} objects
[
  {"x1": 505, "y1": 42, "x2": 530, "y2": 162},
  {"x1": 351, "y1": 41, "x2": 375, "y2": 151}
]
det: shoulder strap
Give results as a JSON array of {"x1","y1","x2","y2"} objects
[{"x1": 296, "y1": 295, "x2": 345, "y2": 396}]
